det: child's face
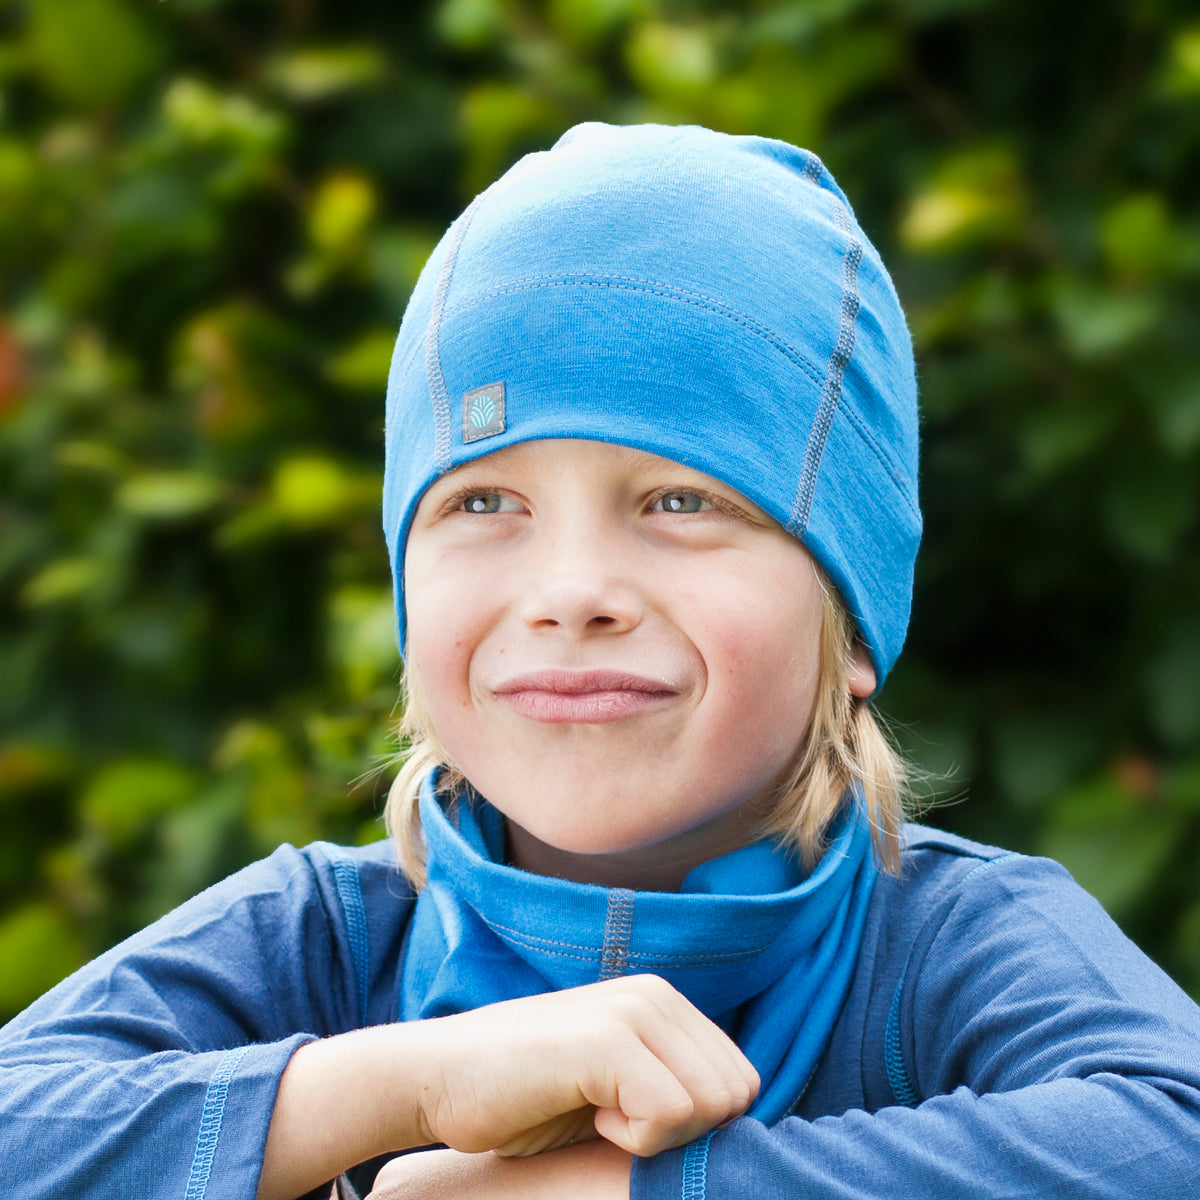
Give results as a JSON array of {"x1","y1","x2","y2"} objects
[{"x1": 404, "y1": 439, "x2": 864, "y2": 889}]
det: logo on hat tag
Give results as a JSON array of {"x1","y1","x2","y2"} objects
[{"x1": 462, "y1": 382, "x2": 506, "y2": 443}]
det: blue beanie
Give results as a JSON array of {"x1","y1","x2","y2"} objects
[{"x1": 383, "y1": 123, "x2": 920, "y2": 685}]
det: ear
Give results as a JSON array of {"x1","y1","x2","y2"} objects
[{"x1": 848, "y1": 642, "x2": 877, "y2": 699}]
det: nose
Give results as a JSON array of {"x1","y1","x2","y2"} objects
[{"x1": 519, "y1": 531, "x2": 643, "y2": 636}]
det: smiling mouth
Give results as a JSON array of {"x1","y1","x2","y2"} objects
[{"x1": 492, "y1": 669, "x2": 680, "y2": 724}]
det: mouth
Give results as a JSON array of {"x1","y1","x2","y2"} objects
[{"x1": 491, "y1": 669, "x2": 680, "y2": 724}]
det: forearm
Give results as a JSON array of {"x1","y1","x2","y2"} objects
[
  {"x1": 258, "y1": 1025, "x2": 436, "y2": 1200},
  {"x1": 634, "y1": 1075, "x2": 1200, "y2": 1200},
  {"x1": 259, "y1": 975, "x2": 755, "y2": 1200},
  {"x1": 367, "y1": 1141, "x2": 633, "y2": 1200},
  {"x1": 0, "y1": 1039, "x2": 307, "y2": 1200}
]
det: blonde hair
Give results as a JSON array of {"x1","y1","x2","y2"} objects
[{"x1": 385, "y1": 571, "x2": 910, "y2": 887}]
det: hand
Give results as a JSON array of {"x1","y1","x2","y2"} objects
[
  {"x1": 417, "y1": 974, "x2": 759, "y2": 1158},
  {"x1": 257, "y1": 974, "x2": 755, "y2": 1200},
  {"x1": 367, "y1": 1141, "x2": 633, "y2": 1200}
]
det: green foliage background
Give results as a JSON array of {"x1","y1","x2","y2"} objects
[{"x1": 2, "y1": 0, "x2": 1199, "y2": 1019}]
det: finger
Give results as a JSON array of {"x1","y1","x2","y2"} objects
[
  {"x1": 493, "y1": 1107, "x2": 598, "y2": 1157},
  {"x1": 596, "y1": 978, "x2": 758, "y2": 1143},
  {"x1": 628, "y1": 975, "x2": 761, "y2": 1108}
]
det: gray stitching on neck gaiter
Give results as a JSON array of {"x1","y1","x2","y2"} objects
[
  {"x1": 598, "y1": 889, "x2": 635, "y2": 980},
  {"x1": 788, "y1": 199, "x2": 863, "y2": 535},
  {"x1": 425, "y1": 195, "x2": 483, "y2": 473}
]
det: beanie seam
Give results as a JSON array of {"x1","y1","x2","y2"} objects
[
  {"x1": 788, "y1": 202, "x2": 863, "y2": 536},
  {"x1": 425, "y1": 196, "x2": 484, "y2": 473},
  {"x1": 387, "y1": 124, "x2": 921, "y2": 682},
  {"x1": 444, "y1": 274, "x2": 826, "y2": 390},
  {"x1": 839, "y1": 403, "x2": 921, "y2": 517}
]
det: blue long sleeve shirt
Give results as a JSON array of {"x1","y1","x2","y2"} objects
[{"x1": 2, "y1": 825, "x2": 1199, "y2": 1198}]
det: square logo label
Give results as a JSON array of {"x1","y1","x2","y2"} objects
[{"x1": 462, "y1": 382, "x2": 506, "y2": 443}]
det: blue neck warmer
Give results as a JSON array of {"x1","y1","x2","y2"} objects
[{"x1": 401, "y1": 773, "x2": 878, "y2": 1123}]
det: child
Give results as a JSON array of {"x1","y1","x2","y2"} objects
[{"x1": 3, "y1": 122, "x2": 1199, "y2": 1200}]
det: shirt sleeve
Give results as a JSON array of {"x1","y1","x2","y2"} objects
[
  {"x1": 0, "y1": 842, "x2": 369, "y2": 1200},
  {"x1": 632, "y1": 852, "x2": 1200, "y2": 1199}
]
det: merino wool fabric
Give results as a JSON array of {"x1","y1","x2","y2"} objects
[
  {"x1": 400, "y1": 774, "x2": 878, "y2": 1124},
  {"x1": 383, "y1": 121, "x2": 921, "y2": 683}
]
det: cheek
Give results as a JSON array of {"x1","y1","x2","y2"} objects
[
  {"x1": 404, "y1": 587, "x2": 476, "y2": 727},
  {"x1": 696, "y1": 576, "x2": 823, "y2": 763}
]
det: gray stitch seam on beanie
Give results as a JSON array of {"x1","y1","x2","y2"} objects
[
  {"x1": 840, "y1": 403, "x2": 920, "y2": 515},
  {"x1": 789, "y1": 199, "x2": 864, "y2": 535},
  {"x1": 444, "y1": 276, "x2": 827, "y2": 391},
  {"x1": 425, "y1": 195, "x2": 484, "y2": 473}
]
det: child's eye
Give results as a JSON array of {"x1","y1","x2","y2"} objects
[
  {"x1": 652, "y1": 491, "x2": 713, "y2": 514},
  {"x1": 458, "y1": 492, "x2": 519, "y2": 514}
]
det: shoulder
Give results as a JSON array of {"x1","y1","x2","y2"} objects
[
  {"x1": 6, "y1": 838, "x2": 415, "y2": 1045},
  {"x1": 885, "y1": 821, "x2": 1082, "y2": 919},
  {"x1": 881, "y1": 823, "x2": 1139, "y2": 958},
  {"x1": 873, "y1": 822, "x2": 1166, "y2": 997},
  {"x1": 860, "y1": 823, "x2": 1032, "y2": 954},
  {"x1": 847, "y1": 823, "x2": 1200, "y2": 1107},
  {"x1": 124, "y1": 837, "x2": 411, "y2": 950}
]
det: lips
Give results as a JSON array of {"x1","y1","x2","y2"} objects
[{"x1": 491, "y1": 669, "x2": 680, "y2": 724}]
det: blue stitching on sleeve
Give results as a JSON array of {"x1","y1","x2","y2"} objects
[
  {"x1": 884, "y1": 981, "x2": 919, "y2": 1107},
  {"x1": 325, "y1": 845, "x2": 372, "y2": 1028},
  {"x1": 884, "y1": 852, "x2": 1019, "y2": 1108},
  {"x1": 681, "y1": 1132, "x2": 714, "y2": 1200},
  {"x1": 183, "y1": 1045, "x2": 250, "y2": 1200}
]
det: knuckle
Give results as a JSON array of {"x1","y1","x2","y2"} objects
[{"x1": 633, "y1": 973, "x2": 673, "y2": 1000}]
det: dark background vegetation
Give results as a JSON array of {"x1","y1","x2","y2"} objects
[{"x1": 2, "y1": 0, "x2": 1199, "y2": 1020}]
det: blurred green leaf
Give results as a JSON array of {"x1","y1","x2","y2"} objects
[
  {"x1": 625, "y1": 21, "x2": 718, "y2": 98},
  {"x1": 1041, "y1": 812, "x2": 1179, "y2": 919},
  {"x1": 0, "y1": 137, "x2": 36, "y2": 199},
  {"x1": 1100, "y1": 193, "x2": 1175, "y2": 280},
  {"x1": 27, "y1": 0, "x2": 161, "y2": 110},
  {"x1": 266, "y1": 46, "x2": 386, "y2": 102},
  {"x1": 1049, "y1": 276, "x2": 1161, "y2": 359},
  {"x1": 461, "y1": 82, "x2": 562, "y2": 193},
  {"x1": 328, "y1": 585, "x2": 399, "y2": 699},
  {"x1": 0, "y1": 903, "x2": 83, "y2": 1013},
  {"x1": 1161, "y1": 25, "x2": 1200, "y2": 98},
  {"x1": 81, "y1": 759, "x2": 199, "y2": 844},
  {"x1": 104, "y1": 171, "x2": 220, "y2": 260},
  {"x1": 1145, "y1": 620, "x2": 1200, "y2": 750},
  {"x1": 1040, "y1": 775, "x2": 1182, "y2": 918},
  {"x1": 308, "y1": 171, "x2": 378, "y2": 254},
  {"x1": 163, "y1": 78, "x2": 286, "y2": 152},
  {"x1": 0, "y1": 743, "x2": 72, "y2": 798},
  {"x1": 271, "y1": 455, "x2": 365, "y2": 527},
  {"x1": 326, "y1": 330, "x2": 397, "y2": 392},
  {"x1": 993, "y1": 714, "x2": 1097, "y2": 811},
  {"x1": 54, "y1": 440, "x2": 129, "y2": 477},
  {"x1": 436, "y1": 0, "x2": 509, "y2": 51},
  {"x1": 369, "y1": 228, "x2": 440, "y2": 310},
  {"x1": 900, "y1": 147, "x2": 1024, "y2": 253},
  {"x1": 1147, "y1": 372, "x2": 1200, "y2": 454},
  {"x1": 20, "y1": 556, "x2": 105, "y2": 607},
  {"x1": 1019, "y1": 403, "x2": 1116, "y2": 478},
  {"x1": 1103, "y1": 456, "x2": 1196, "y2": 560},
  {"x1": 116, "y1": 472, "x2": 226, "y2": 520},
  {"x1": 548, "y1": 0, "x2": 648, "y2": 48},
  {"x1": 1164, "y1": 759, "x2": 1200, "y2": 812}
]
